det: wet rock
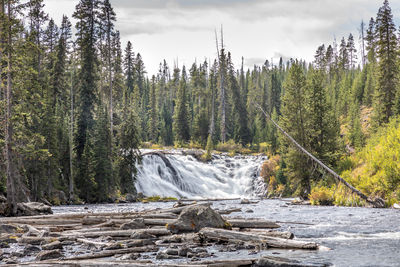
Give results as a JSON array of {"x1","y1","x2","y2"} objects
[
  {"x1": 23, "y1": 245, "x2": 41, "y2": 255},
  {"x1": 120, "y1": 253, "x2": 140, "y2": 260},
  {"x1": 36, "y1": 249, "x2": 63, "y2": 261},
  {"x1": 156, "y1": 251, "x2": 181, "y2": 260},
  {"x1": 17, "y1": 202, "x2": 53, "y2": 216},
  {"x1": 4, "y1": 256, "x2": 18, "y2": 264},
  {"x1": 167, "y1": 204, "x2": 227, "y2": 234},
  {"x1": 0, "y1": 242, "x2": 10, "y2": 248},
  {"x1": 193, "y1": 247, "x2": 208, "y2": 254},
  {"x1": 0, "y1": 224, "x2": 18, "y2": 234},
  {"x1": 0, "y1": 235, "x2": 18, "y2": 244},
  {"x1": 126, "y1": 193, "x2": 137, "y2": 203},
  {"x1": 246, "y1": 209, "x2": 254, "y2": 213},
  {"x1": 178, "y1": 246, "x2": 191, "y2": 256},
  {"x1": 11, "y1": 251, "x2": 24, "y2": 257},
  {"x1": 240, "y1": 198, "x2": 250, "y2": 204},
  {"x1": 120, "y1": 218, "x2": 146, "y2": 230},
  {"x1": 42, "y1": 240, "x2": 62, "y2": 250},
  {"x1": 164, "y1": 248, "x2": 179, "y2": 255}
]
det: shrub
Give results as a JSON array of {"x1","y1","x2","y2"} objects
[{"x1": 309, "y1": 186, "x2": 334, "y2": 206}]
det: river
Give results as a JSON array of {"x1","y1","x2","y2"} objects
[{"x1": 53, "y1": 199, "x2": 400, "y2": 267}]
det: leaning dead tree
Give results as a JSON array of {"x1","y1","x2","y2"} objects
[{"x1": 255, "y1": 103, "x2": 385, "y2": 208}]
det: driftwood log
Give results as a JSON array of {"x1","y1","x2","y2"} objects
[{"x1": 0, "y1": 202, "x2": 323, "y2": 266}]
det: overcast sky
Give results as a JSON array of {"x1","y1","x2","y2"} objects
[{"x1": 42, "y1": 0, "x2": 400, "y2": 75}]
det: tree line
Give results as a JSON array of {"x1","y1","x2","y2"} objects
[{"x1": 0, "y1": 0, "x2": 399, "y2": 213}]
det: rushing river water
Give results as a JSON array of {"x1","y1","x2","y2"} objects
[
  {"x1": 53, "y1": 199, "x2": 400, "y2": 267},
  {"x1": 135, "y1": 151, "x2": 268, "y2": 198}
]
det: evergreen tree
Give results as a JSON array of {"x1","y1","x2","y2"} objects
[
  {"x1": 73, "y1": 0, "x2": 100, "y2": 202},
  {"x1": 280, "y1": 61, "x2": 310, "y2": 198},
  {"x1": 92, "y1": 105, "x2": 112, "y2": 202},
  {"x1": 374, "y1": 0, "x2": 398, "y2": 124},
  {"x1": 173, "y1": 66, "x2": 190, "y2": 143},
  {"x1": 148, "y1": 75, "x2": 158, "y2": 142}
]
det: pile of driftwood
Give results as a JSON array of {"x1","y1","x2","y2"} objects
[{"x1": 0, "y1": 202, "x2": 329, "y2": 267}]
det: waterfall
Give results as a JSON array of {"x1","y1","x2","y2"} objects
[{"x1": 135, "y1": 150, "x2": 268, "y2": 199}]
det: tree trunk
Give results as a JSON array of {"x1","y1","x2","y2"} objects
[
  {"x1": 69, "y1": 64, "x2": 74, "y2": 202},
  {"x1": 5, "y1": 1, "x2": 17, "y2": 215},
  {"x1": 199, "y1": 228, "x2": 319, "y2": 250}
]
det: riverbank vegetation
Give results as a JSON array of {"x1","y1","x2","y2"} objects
[{"x1": 1, "y1": 0, "x2": 400, "y2": 212}]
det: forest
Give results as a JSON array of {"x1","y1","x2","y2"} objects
[{"x1": 1, "y1": 0, "x2": 400, "y2": 214}]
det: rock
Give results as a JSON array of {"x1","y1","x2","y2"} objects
[
  {"x1": 120, "y1": 218, "x2": 145, "y2": 230},
  {"x1": 0, "y1": 242, "x2": 10, "y2": 248},
  {"x1": 167, "y1": 204, "x2": 227, "y2": 234},
  {"x1": 164, "y1": 248, "x2": 179, "y2": 255},
  {"x1": 23, "y1": 245, "x2": 41, "y2": 256},
  {"x1": 0, "y1": 195, "x2": 6, "y2": 203},
  {"x1": 246, "y1": 209, "x2": 254, "y2": 213},
  {"x1": 393, "y1": 203, "x2": 400, "y2": 209},
  {"x1": 36, "y1": 249, "x2": 63, "y2": 261},
  {"x1": 17, "y1": 202, "x2": 53, "y2": 216},
  {"x1": 137, "y1": 192, "x2": 144, "y2": 199},
  {"x1": 240, "y1": 198, "x2": 250, "y2": 204},
  {"x1": 126, "y1": 194, "x2": 137, "y2": 203},
  {"x1": 42, "y1": 240, "x2": 62, "y2": 250},
  {"x1": 0, "y1": 235, "x2": 18, "y2": 244},
  {"x1": 156, "y1": 251, "x2": 181, "y2": 260},
  {"x1": 0, "y1": 224, "x2": 18, "y2": 234},
  {"x1": 4, "y1": 256, "x2": 18, "y2": 264},
  {"x1": 178, "y1": 246, "x2": 191, "y2": 257},
  {"x1": 11, "y1": 251, "x2": 24, "y2": 257},
  {"x1": 120, "y1": 253, "x2": 140, "y2": 260}
]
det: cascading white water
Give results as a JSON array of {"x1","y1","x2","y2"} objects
[{"x1": 135, "y1": 150, "x2": 268, "y2": 199}]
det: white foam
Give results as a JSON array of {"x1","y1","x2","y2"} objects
[{"x1": 135, "y1": 151, "x2": 268, "y2": 198}]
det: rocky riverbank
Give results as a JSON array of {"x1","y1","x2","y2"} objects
[{"x1": 0, "y1": 201, "x2": 331, "y2": 266}]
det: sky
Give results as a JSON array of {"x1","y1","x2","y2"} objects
[{"x1": 42, "y1": 0, "x2": 400, "y2": 75}]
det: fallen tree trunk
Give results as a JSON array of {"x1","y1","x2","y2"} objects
[
  {"x1": 199, "y1": 228, "x2": 319, "y2": 250},
  {"x1": 255, "y1": 103, "x2": 385, "y2": 208},
  {"x1": 228, "y1": 219, "x2": 280, "y2": 229},
  {"x1": 63, "y1": 246, "x2": 158, "y2": 260}
]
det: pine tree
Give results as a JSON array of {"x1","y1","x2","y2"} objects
[
  {"x1": 123, "y1": 41, "x2": 135, "y2": 98},
  {"x1": 117, "y1": 95, "x2": 141, "y2": 195},
  {"x1": 148, "y1": 75, "x2": 158, "y2": 142},
  {"x1": 347, "y1": 33, "x2": 357, "y2": 70},
  {"x1": 92, "y1": 105, "x2": 112, "y2": 202},
  {"x1": 280, "y1": 60, "x2": 310, "y2": 198},
  {"x1": 339, "y1": 37, "x2": 349, "y2": 70},
  {"x1": 365, "y1": 17, "x2": 377, "y2": 63},
  {"x1": 73, "y1": 0, "x2": 100, "y2": 202},
  {"x1": 306, "y1": 68, "x2": 340, "y2": 166},
  {"x1": 374, "y1": 0, "x2": 398, "y2": 124},
  {"x1": 173, "y1": 66, "x2": 190, "y2": 143}
]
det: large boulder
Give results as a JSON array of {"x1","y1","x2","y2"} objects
[
  {"x1": 17, "y1": 202, "x2": 53, "y2": 216},
  {"x1": 167, "y1": 204, "x2": 228, "y2": 234}
]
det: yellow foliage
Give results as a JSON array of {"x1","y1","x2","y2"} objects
[
  {"x1": 261, "y1": 155, "x2": 280, "y2": 183},
  {"x1": 341, "y1": 117, "x2": 400, "y2": 202},
  {"x1": 309, "y1": 186, "x2": 334, "y2": 206}
]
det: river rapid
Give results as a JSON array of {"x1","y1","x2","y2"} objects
[
  {"x1": 53, "y1": 199, "x2": 400, "y2": 267},
  {"x1": 53, "y1": 151, "x2": 400, "y2": 266}
]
